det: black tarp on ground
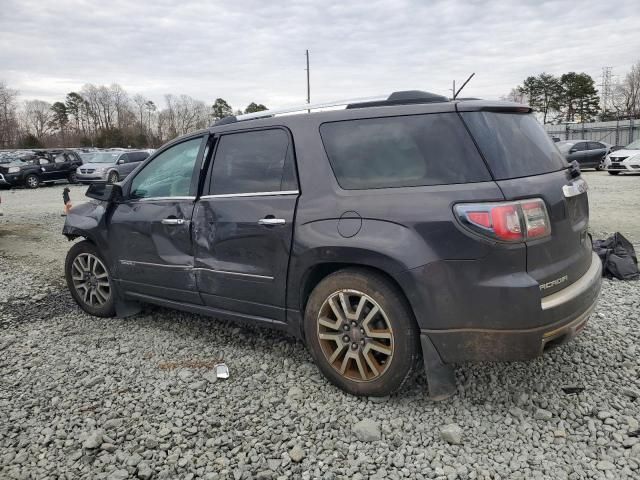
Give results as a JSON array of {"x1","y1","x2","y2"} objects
[{"x1": 592, "y1": 233, "x2": 639, "y2": 280}]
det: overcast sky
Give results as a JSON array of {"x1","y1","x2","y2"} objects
[{"x1": 1, "y1": 0, "x2": 639, "y2": 111}]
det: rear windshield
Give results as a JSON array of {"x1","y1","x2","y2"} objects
[
  {"x1": 319, "y1": 113, "x2": 491, "y2": 190},
  {"x1": 460, "y1": 112, "x2": 568, "y2": 180}
]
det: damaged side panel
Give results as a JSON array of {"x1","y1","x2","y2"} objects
[{"x1": 63, "y1": 200, "x2": 112, "y2": 254}]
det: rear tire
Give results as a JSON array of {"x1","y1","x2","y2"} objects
[
  {"x1": 608, "y1": 171, "x2": 620, "y2": 175},
  {"x1": 303, "y1": 269, "x2": 420, "y2": 396},
  {"x1": 107, "y1": 171, "x2": 119, "y2": 184},
  {"x1": 24, "y1": 174, "x2": 40, "y2": 189},
  {"x1": 65, "y1": 241, "x2": 116, "y2": 317}
]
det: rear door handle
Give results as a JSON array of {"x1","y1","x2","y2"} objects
[
  {"x1": 258, "y1": 218, "x2": 286, "y2": 226},
  {"x1": 161, "y1": 218, "x2": 187, "y2": 225}
]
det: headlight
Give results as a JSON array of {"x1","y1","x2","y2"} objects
[
  {"x1": 95, "y1": 167, "x2": 105, "y2": 173},
  {"x1": 8, "y1": 166, "x2": 20, "y2": 173}
]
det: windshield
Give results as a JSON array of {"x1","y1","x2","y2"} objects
[
  {"x1": 625, "y1": 140, "x2": 640, "y2": 150},
  {"x1": 89, "y1": 152, "x2": 121, "y2": 163},
  {"x1": 461, "y1": 112, "x2": 568, "y2": 180}
]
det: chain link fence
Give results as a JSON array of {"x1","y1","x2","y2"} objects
[{"x1": 544, "y1": 119, "x2": 639, "y2": 147}]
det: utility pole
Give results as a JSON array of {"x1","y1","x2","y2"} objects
[{"x1": 305, "y1": 50, "x2": 311, "y2": 108}]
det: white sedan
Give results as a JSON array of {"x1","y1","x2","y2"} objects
[{"x1": 604, "y1": 139, "x2": 640, "y2": 175}]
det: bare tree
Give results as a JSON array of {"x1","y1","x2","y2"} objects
[
  {"x1": 614, "y1": 61, "x2": 640, "y2": 117},
  {"x1": 23, "y1": 100, "x2": 53, "y2": 138},
  {"x1": 0, "y1": 81, "x2": 19, "y2": 147},
  {"x1": 110, "y1": 84, "x2": 131, "y2": 129},
  {"x1": 133, "y1": 94, "x2": 148, "y2": 134},
  {"x1": 161, "y1": 94, "x2": 208, "y2": 138}
]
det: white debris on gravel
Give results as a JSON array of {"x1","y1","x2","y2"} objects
[{"x1": 1, "y1": 175, "x2": 640, "y2": 479}]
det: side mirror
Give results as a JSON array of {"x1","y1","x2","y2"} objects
[
  {"x1": 117, "y1": 158, "x2": 125, "y2": 165},
  {"x1": 569, "y1": 148, "x2": 577, "y2": 154},
  {"x1": 86, "y1": 183, "x2": 123, "y2": 202}
]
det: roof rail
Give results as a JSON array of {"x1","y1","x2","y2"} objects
[{"x1": 212, "y1": 90, "x2": 449, "y2": 126}]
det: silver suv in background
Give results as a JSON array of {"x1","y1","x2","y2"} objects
[{"x1": 76, "y1": 150, "x2": 150, "y2": 184}]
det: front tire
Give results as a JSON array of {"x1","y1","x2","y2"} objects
[
  {"x1": 67, "y1": 172, "x2": 78, "y2": 184},
  {"x1": 65, "y1": 241, "x2": 116, "y2": 317},
  {"x1": 24, "y1": 174, "x2": 40, "y2": 189},
  {"x1": 304, "y1": 269, "x2": 420, "y2": 396},
  {"x1": 107, "y1": 171, "x2": 119, "y2": 184}
]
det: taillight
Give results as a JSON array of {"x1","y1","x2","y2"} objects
[{"x1": 454, "y1": 198, "x2": 550, "y2": 242}]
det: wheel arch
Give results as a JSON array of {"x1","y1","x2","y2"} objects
[{"x1": 289, "y1": 250, "x2": 417, "y2": 340}]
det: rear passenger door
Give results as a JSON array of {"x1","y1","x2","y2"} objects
[
  {"x1": 37, "y1": 157, "x2": 57, "y2": 181},
  {"x1": 192, "y1": 128, "x2": 299, "y2": 323},
  {"x1": 587, "y1": 142, "x2": 606, "y2": 167},
  {"x1": 123, "y1": 151, "x2": 148, "y2": 177}
]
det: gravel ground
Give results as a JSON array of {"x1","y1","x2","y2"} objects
[{"x1": 1, "y1": 172, "x2": 639, "y2": 480}]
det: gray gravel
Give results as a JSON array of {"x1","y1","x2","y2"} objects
[{"x1": 1, "y1": 172, "x2": 639, "y2": 479}]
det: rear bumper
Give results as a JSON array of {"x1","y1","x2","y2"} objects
[{"x1": 420, "y1": 251, "x2": 602, "y2": 363}]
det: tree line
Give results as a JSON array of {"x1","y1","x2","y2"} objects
[
  {"x1": 0, "y1": 82, "x2": 268, "y2": 149},
  {"x1": 504, "y1": 60, "x2": 640, "y2": 124}
]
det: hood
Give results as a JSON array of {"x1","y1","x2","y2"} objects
[
  {"x1": 0, "y1": 160, "x2": 28, "y2": 170},
  {"x1": 609, "y1": 149, "x2": 640, "y2": 159}
]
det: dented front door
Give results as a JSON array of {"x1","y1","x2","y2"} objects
[{"x1": 107, "y1": 135, "x2": 207, "y2": 304}]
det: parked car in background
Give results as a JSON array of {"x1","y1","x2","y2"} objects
[
  {"x1": 0, "y1": 150, "x2": 82, "y2": 188},
  {"x1": 78, "y1": 152, "x2": 97, "y2": 163},
  {"x1": 604, "y1": 139, "x2": 640, "y2": 175},
  {"x1": 76, "y1": 150, "x2": 150, "y2": 184},
  {"x1": 556, "y1": 140, "x2": 611, "y2": 170},
  {"x1": 63, "y1": 91, "x2": 601, "y2": 398}
]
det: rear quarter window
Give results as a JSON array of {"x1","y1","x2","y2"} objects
[
  {"x1": 460, "y1": 112, "x2": 568, "y2": 180},
  {"x1": 319, "y1": 113, "x2": 491, "y2": 190}
]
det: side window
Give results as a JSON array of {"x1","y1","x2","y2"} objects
[
  {"x1": 573, "y1": 142, "x2": 587, "y2": 151},
  {"x1": 130, "y1": 137, "x2": 203, "y2": 199},
  {"x1": 38, "y1": 158, "x2": 50, "y2": 165},
  {"x1": 320, "y1": 113, "x2": 490, "y2": 189},
  {"x1": 209, "y1": 129, "x2": 296, "y2": 195},
  {"x1": 134, "y1": 151, "x2": 149, "y2": 162},
  {"x1": 118, "y1": 153, "x2": 129, "y2": 164},
  {"x1": 588, "y1": 142, "x2": 604, "y2": 150},
  {"x1": 54, "y1": 154, "x2": 66, "y2": 164}
]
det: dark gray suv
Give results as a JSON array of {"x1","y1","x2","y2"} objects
[{"x1": 63, "y1": 91, "x2": 602, "y2": 398}]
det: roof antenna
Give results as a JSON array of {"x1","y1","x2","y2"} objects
[{"x1": 452, "y1": 73, "x2": 475, "y2": 99}]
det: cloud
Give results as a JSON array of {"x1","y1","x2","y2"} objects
[{"x1": 1, "y1": 0, "x2": 639, "y2": 110}]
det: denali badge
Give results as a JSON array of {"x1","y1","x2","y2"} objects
[{"x1": 540, "y1": 275, "x2": 568, "y2": 290}]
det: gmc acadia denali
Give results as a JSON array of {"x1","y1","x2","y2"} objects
[{"x1": 63, "y1": 91, "x2": 602, "y2": 398}]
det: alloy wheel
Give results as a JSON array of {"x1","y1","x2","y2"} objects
[
  {"x1": 71, "y1": 253, "x2": 111, "y2": 307},
  {"x1": 108, "y1": 172, "x2": 118, "y2": 184},
  {"x1": 317, "y1": 289, "x2": 394, "y2": 382},
  {"x1": 26, "y1": 176, "x2": 38, "y2": 188}
]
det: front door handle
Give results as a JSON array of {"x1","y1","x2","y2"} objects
[
  {"x1": 161, "y1": 218, "x2": 187, "y2": 225},
  {"x1": 258, "y1": 217, "x2": 286, "y2": 226}
]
